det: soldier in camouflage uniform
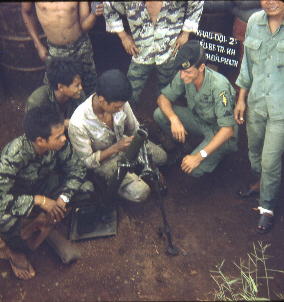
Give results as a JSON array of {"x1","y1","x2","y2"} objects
[
  {"x1": 104, "y1": 1, "x2": 204, "y2": 107},
  {"x1": 154, "y1": 40, "x2": 238, "y2": 177},
  {"x1": 26, "y1": 57, "x2": 86, "y2": 129},
  {"x1": 0, "y1": 106, "x2": 94, "y2": 280}
]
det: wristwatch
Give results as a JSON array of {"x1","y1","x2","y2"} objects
[
  {"x1": 59, "y1": 194, "x2": 70, "y2": 204},
  {"x1": 199, "y1": 149, "x2": 208, "y2": 158}
]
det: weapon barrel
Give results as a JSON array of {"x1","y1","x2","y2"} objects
[{"x1": 124, "y1": 128, "x2": 148, "y2": 162}]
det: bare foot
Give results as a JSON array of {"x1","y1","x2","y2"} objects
[{"x1": 8, "y1": 249, "x2": 36, "y2": 280}]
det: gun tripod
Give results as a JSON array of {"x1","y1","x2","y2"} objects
[{"x1": 110, "y1": 127, "x2": 179, "y2": 256}]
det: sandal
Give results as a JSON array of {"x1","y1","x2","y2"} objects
[
  {"x1": 9, "y1": 255, "x2": 36, "y2": 280},
  {"x1": 256, "y1": 213, "x2": 274, "y2": 234}
]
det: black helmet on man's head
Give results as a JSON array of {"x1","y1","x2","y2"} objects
[{"x1": 96, "y1": 69, "x2": 132, "y2": 103}]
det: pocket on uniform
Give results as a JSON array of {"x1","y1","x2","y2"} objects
[
  {"x1": 243, "y1": 36, "x2": 262, "y2": 63},
  {"x1": 276, "y1": 40, "x2": 284, "y2": 68}
]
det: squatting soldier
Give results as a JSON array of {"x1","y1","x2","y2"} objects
[
  {"x1": 234, "y1": 0, "x2": 284, "y2": 233},
  {"x1": 26, "y1": 57, "x2": 85, "y2": 129},
  {"x1": 68, "y1": 69, "x2": 167, "y2": 203},
  {"x1": 0, "y1": 106, "x2": 94, "y2": 280},
  {"x1": 154, "y1": 40, "x2": 238, "y2": 177}
]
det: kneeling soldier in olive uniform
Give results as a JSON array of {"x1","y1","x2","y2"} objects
[
  {"x1": 154, "y1": 40, "x2": 238, "y2": 177},
  {"x1": 0, "y1": 106, "x2": 94, "y2": 280},
  {"x1": 26, "y1": 57, "x2": 86, "y2": 129}
]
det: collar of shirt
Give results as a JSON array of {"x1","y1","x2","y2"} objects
[
  {"x1": 257, "y1": 10, "x2": 284, "y2": 26},
  {"x1": 83, "y1": 94, "x2": 127, "y2": 140}
]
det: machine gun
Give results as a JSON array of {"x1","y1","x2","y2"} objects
[{"x1": 109, "y1": 126, "x2": 179, "y2": 256}]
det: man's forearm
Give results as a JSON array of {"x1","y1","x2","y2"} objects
[
  {"x1": 237, "y1": 88, "x2": 248, "y2": 105},
  {"x1": 21, "y1": 3, "x2": 44, "y2": 49},
  {"x1": 80, "y1": 13, "x2": 97, "y2": 32},
  {"x1": 157, "y1": 94, "x2": 178, "y2": 122},
  {"x1": 99, "y1": 144, "x2": 120, "y2": 162},
  {"x1": 199, "y1": 126, "x2": 234, "y2": 158}
]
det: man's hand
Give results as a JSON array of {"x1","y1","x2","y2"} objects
[
  {"x1": 35, "y1": 195, "x2": 66, "y2": 223},
  {"x1": 35, "y1": 43, "x2": 48, "y2": 62},
  {"x1": 170, "y1": 116, "x2": 188, "y2": 143},
  {"x1": 56, "y1": 197, "x2": 67, "y2": 211},
  {"x1": 118, "y1": 31, "x2": 139, "y2": 57},
  {"x1": 234, "y1": 101, "x2": 246, "y2": 125},
  {"x1": 115, "y1": 136, "x2": 134, "y2": 152},
  {"x1": 172, "y1": 31, "x2": 190, "y2": 56},
  {"x1": 181, "y1": 153, "x2": 202, "y2": 174}
]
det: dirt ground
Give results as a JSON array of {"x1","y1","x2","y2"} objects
[{"x1": 1, "y1": 29, "x2": 284, "y2": 302}]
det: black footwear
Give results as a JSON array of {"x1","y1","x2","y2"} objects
[
  {"x1": 256, "y1": 213, "x2": 274, "y2": 234},
  {"x1": 237, "y1": 187, "x2": 260, "y2": 199},
  {"x1": 237, "y1": 180, "x2": 260, "y2": 199}
]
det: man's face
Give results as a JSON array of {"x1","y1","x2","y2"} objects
[
  {"x1": 61, "y1": 75, "x2": 83, "y2": 99},
  {"x1": 102, "y1": 99, "x2": 125, "y2": 114},
  {"x1": 179, "y1": 65, "x2": 202, "y2": 84},
  {"x1": 261, "y1": 0, "x2": 284, "y2": 17},
  {"x1": 44, "y1": 124, "x2": 66, "y2": 151}
]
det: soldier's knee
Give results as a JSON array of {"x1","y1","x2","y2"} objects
[
  {"x1": 80, "y1": 180, "x2": 95, "y2": 193},
  {"x1": 189, "y1": 167, "x2": 206, "y2": 178},
  {"x1": 261, "y1": 157, "x2": 280, "y2": 174},
  {"x1": 119, "y1": 180, "x2": 150, "y2": 202}
]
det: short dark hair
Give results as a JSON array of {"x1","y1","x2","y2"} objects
[
  {"x1": 46, "y1": 57, "x2": 82, "y2": 90},
  {"x1": 24, "y1": 105, "x2": 64, "y2": 142},
  {"x1": 96, "y1": 69, "x2": 132, "y2": 103}
]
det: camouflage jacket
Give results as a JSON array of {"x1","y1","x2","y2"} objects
[
  {"x1": 0, "y1": 135, "x2": 87, "y2": 233},
  {"x1": 104, "y1": 1, "x2": 204, "y2": 65}
]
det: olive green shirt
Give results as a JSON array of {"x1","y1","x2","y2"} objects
[
  {"x1": 0, "y1": 135, "x2": 87, "y2": 233},
  {"x1": 236, "y1": 10, "x2": 284, "y2": 120},
  {"x1": 161, "y1": 67, "x2": 237, "y2": 134},
  {"x1": 25, "y1": 85, "x2": 86, "y2": 120}
]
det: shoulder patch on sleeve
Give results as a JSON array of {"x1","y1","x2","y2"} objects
[{"x1": 219, "y1": 91, "x2": 228, "y2": 107}]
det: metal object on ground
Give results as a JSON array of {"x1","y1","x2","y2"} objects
[
  {"x1": 139, "y1": 138, "x2": 179, "y2": 256},
  {"x1": 110, "y1": 126, "x2": 179, "y2": 256},
  {"x1": 69, "y1": 205, "x2": 117, "y2": 241},
  {"x1": 47, "y1": 228, "x2": 81, "y2": 264}
]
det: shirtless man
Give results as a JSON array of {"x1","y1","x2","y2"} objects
[{"x1": 21, "y1": 2, "x2": 103, "y2": 95}]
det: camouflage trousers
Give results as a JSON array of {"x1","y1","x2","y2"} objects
[
  {"x1": 94, "y1": 141, "x2": 167, "y2": 203},
  {"x1": 0, "y1": 173, "x2": 94, "y2": 251},
  {"x1": 46, "y1": 33, "x2": 97, "y2": 96},
  {"x1": 127, "y1": 58, "x2": 176, "y2": 106}
]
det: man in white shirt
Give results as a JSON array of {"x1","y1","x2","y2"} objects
[{"x1": 68, "y1": 69, "x2": 167, "y2": 202}]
